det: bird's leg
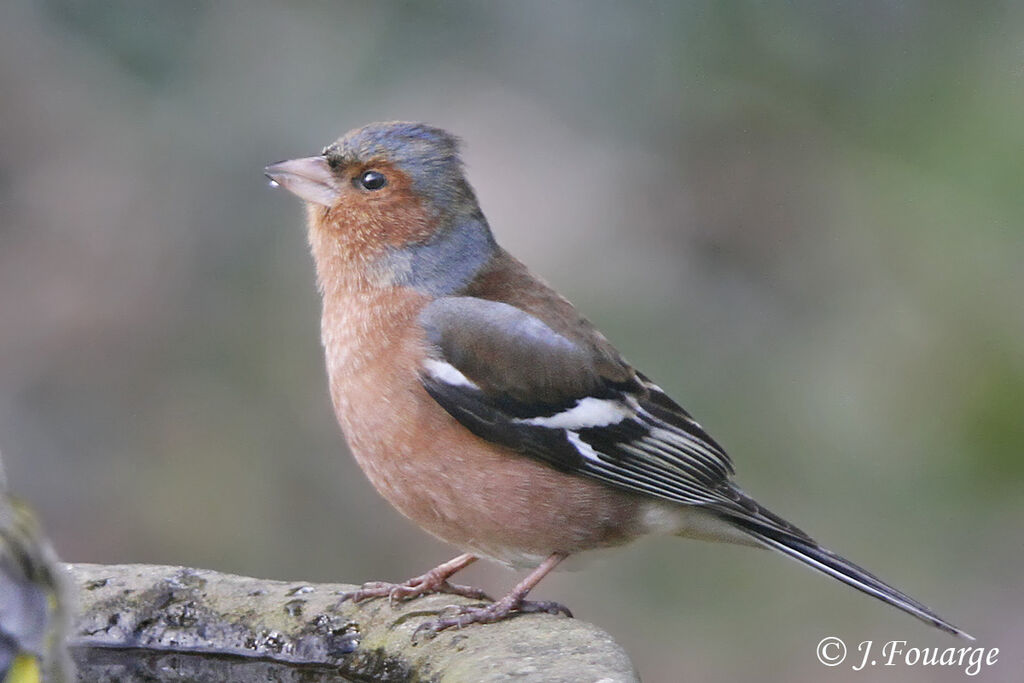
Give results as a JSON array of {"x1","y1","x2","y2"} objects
[
  {"x1": 415, "y1": 552, "x2": 570, "y2": 637},
  {"x1": 339, "y1": 553, "x2": 489, "y2": 606}
]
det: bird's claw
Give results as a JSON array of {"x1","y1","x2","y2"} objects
[
  {"x1": 412, "y1": 597, "x2": 573, "y2": 639},
  {"x1": 338, "y1": 579, "x2": 491, "y2": 607},
  {"x1": 515, "y1": 599, "x2": 573, "y2": 618}
]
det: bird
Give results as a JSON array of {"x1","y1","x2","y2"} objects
[
  {"x1": 265, "y1": 121, "x2": 969, "y2": 638},
  {"x1": 0, "y1": 455, "x2": 70, "y2": 683}
]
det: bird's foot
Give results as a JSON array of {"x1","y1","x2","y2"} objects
[
  {"x1": 413, "y1": 594, "x2": 572, "y2": 638},
  {"x1": 338, "y1": 565, "x2": 490, "y2": 607}
]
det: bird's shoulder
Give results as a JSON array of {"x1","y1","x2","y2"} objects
[{"x1": 418, "y1": 249, "x2": 632, "y2": 402}]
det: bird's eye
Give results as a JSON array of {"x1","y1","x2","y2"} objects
[{"x1": 357, "y1": 170, "x2": 387, "y2": 191}]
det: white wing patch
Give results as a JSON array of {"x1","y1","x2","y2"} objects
[
  {"x1": 566, "y1": 431, "x2": 604, "y2": 464},
  {"x1": 423, "y1": 358, "x2": 480, "y2": 389},
  {"x1": 517, "y1": 397, "x2": 633, "y2": 429}
]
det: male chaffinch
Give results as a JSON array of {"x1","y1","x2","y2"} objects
[{"x1": 265, "y1": 121, "x2": 969, "y2": 638}]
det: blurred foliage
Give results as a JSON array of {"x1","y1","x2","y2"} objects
[{"x1": 1, "y1": 1, "x2": 1021, "y2": 681}]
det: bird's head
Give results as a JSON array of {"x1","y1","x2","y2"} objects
[{"x1": 266, "y1": 121, "x2": 495, "y2": 295}]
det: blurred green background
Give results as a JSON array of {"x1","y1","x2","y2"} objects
[{"x1": 1, "y1": 1, "x2": 1021, "y2": 681}]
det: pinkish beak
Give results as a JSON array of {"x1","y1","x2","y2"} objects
[{"x1": 265, "y1": 156, "x2": 340, "y2": 207}]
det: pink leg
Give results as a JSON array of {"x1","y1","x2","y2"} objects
[
  {"x1": 415, "y1": 552, "x2": 571, "y2": 637},
  {"x1": 339, "y1": 553, "x2": 490, "y2": 605}
]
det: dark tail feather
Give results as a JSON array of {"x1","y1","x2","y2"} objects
[{"x1": 727, "y1": 514, "x2": 973, "y2": 639}]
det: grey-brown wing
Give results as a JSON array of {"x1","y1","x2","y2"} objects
[{"x1": 418, "y1": 296, "x2": 738, "y2": 507}]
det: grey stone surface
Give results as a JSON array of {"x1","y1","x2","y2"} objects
[{"x1": 66, "y1": 563, "x2": 638, "y2": 682}]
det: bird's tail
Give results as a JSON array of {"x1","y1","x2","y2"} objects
[{"x1": 722, "y1": 507, "x2": 972, "y2": 639}]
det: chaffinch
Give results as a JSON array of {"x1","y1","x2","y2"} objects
[{"x1": 265, "y1": 121, "x2": 969, "y2": 638}]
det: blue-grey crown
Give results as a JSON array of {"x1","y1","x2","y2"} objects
[{"x1": 326, "y1": 122, "x2": 469, "y2": 210}]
